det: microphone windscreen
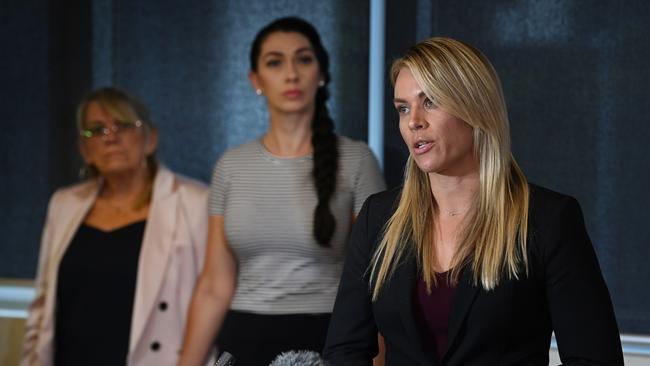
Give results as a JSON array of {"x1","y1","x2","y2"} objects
[
  {"x1": 269, "y1": 350, "x2": 328, "y2": 366},
  {"x1": 214, "y1": 351, "x2": 235, "y2": 366}
]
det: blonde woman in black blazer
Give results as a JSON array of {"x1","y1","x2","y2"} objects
[{"x1": 323, "y1": 38, "x2": 623, "y2": 365}]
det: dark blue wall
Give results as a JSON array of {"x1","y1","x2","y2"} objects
[
  {"x1": 1, "y1": 2, "x2": 52, "y2": 280},
  {"x1": 1, "y1": 0, "x2": 369, "y2": 278},
  {"x1": 2, "y1": 0, "x2": 648, "y2": 335},
  {"x1": 107, "y1": 0, "x2": 369, "y2": 182},
  {"x1": 0, "y1": 1, "x2": 92, "y2": 280}
]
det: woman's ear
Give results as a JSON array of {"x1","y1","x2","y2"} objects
[
  {"x1": 248, "y1": 71, "x2": 262, "y2": 95},
  {"x1": 145, "y1": 128, "x2": 158, "y2": 155},
  {"x1": 78, "y1": 139, "x2": 92, "y2": 165}
]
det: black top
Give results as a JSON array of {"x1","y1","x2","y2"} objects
[
  {"x1": 55, "y1": 220, "x2": 145, "y2": 366},
  {"x1": 324, "y1": 184, "x2": 623, "y2": 365},
  {"x1": 413, "y1": 271, "x2": 457, "y2": 364}
]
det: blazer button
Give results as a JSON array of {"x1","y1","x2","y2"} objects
[
  {"x1": 158, "y1": 301, "x2": 168, "y2": 311},
  {"x1": 150, "y1": 341, "x2": 161, "y2": 351}
]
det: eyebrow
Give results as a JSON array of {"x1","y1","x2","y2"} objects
[
  {"x1": 295, "y1": 46, "x2": 314, "y2": 54},
  {"x1": 393, "y1": 91, "x2": 427, "y2": 104},
  {"x1": 262, "y1": 46, "x2": 314, "y2": 59},
  {"x1": 85, "y1": 120, "x2": 108, "y2": 126}
]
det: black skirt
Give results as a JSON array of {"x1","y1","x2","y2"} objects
[{"x1": 216, "y1": 310, "x2": 331, "y2": 366}]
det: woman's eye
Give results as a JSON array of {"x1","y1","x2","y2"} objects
[
  {"x1": 297, "y1": 55, "x2": 314, "y2": 65},
  {"x1": 396, "y1": 105, "x2": 409, "y2": 115},
  {"x1": 266, "y1": 59, "x2": 281, "y2": 67},
  {"x1": 423, "y1": 97, "x2": 437, "y2": 110},
  {"x1": 115, "y1": 121, "x2": 135, "y2": 131},
  {"x1": 87, "y1": 125, "x2": 105, "y2": 134}
]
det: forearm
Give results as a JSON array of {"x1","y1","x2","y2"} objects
[
  {"x1": 20, "y1": 312, "x2": 42, "y2": 366},
  {"x1": 372, "y1": 334, "x2": 385, "y2": 366},
  {"x1": 178, "y1": 276, "x2": 234, "y2": 366}
]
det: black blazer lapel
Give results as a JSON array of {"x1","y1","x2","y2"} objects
[
  {"x1": 444, "y1": 266, "x2": 479, "y2": 362},
  {"x1": 394, "y1": 255, "x2": 421, "y2": 349},
  {"x1": 391, "y1": 253, "x2": 439, "y2": 365}
]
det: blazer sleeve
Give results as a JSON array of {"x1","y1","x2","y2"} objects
[
  {"x1": 323, "y1": 195, "x2": 379, "y2": 366},
  {"x1": 180, "y1": 181, "x2": 209, "y2": 278},
  {"x1": 20, "y1": 190, "x2": 59, "y2": 366},
  {"x1": 542, "y1": 197, "x2": 624, "y2": 365}
]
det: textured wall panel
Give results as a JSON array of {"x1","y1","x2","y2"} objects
[
  {"x1": 1, "y1": 1, "x2": 369, "y2": 278},
  {"x1": 110, "y1": 0, "x2": 369, "y2": 182},
  {"x1": 0, "y1": 2, "x2": 52, "y2": 278}
]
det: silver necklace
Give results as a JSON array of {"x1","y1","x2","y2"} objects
[
  {"x1": 442, "y1": 204, "x2": 471, "y2": 217},
  {"x1": 445, "y1": 209, "x2": 467, "y2": 217}
]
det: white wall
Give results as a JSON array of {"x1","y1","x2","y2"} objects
[{"x1": 550, "y1": 347, "x2": 649, "y2": 365}]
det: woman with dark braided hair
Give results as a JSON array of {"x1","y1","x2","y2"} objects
[{"x1": 179, "y1": 17, "x2": 385, "y2": 366}]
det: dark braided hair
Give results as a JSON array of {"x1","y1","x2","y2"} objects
[{"x1": 250, "y1": 17, "x2": 339, "y2": 247}]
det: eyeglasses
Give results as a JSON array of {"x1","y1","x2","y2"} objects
[{"x1": 80, "y1": 120, "x2": 143, "y2": 139}]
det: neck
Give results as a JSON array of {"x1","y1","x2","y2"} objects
[
  {"x1": 101, "y1": 166, "x2": 150, "y2": 204},
  {"x1": 428, "y1": 170, "x2": 479, "y2": 217},
  {"x1": 264, "y1": 109, "x2": 313, "y2": 157}
]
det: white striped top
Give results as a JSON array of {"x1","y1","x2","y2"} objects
[{"x1": 209, "y1": 136, "x2": 386, "y2": 314}]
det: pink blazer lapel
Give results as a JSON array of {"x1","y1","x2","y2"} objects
[
  {"x1": 50, "y1": 182, "x2": 99, "y2": 266},
  {"x1": 128, "y1": 167, "x2": 179, "y2": 351}
]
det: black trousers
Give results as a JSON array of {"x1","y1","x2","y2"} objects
[{"x1": 216, "y1": 310, "x2": 331, "y2": 366}]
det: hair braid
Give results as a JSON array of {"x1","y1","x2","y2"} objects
[{"x1": 312, "y1": 86, "x2": 338, "y2": 246}]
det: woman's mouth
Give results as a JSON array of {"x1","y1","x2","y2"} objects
[
  {"x1": 413, "y1": 140, "x2": 434, "y2": 154},
  {"x1": 283, "y1": 89, "x2": 303, "y2": 99}
]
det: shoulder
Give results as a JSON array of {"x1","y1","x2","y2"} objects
[
  {"x1": 337, "y1": 135, "x2": 374, "y2": 159},
  {"x1": 365, "y1": 186, "x2": 401, "y2": 212},
  {"x1": 155, "y1": 166, "x2": 208, "y2": 203},
  {"x1": 211, "y1": 140, "x2": 263, "y2": 178},
  {"x1": 526, "y1": 183, "x2": 589, "y2": 260},
  {"x1": 219, "y1": 140, "x2": 261, "y2": 162},
  {"x1": 54, "y1": 179, "x2": 98, "y2": 197},
  {"x1": 528, "y1": 183, "x2": 582, "y2": 226},
  {"x1": 163, "y1": 166, "x2": 207, "y2": 190},
  {"x1": 175, "y1": 174, "x2": 208, "y2": 197},
  {"x1": 336, "y1": 136, "x2": 383, "y2": 183},
  {"x1": 169, "y1": 170, "x2": 208, "y2": 199},
  {"x1": 48, "y1": 179, "x2": 98, "y2": 208},
  {"x1": 359, "y1": 187, "x2": 401, "y2": 230}
]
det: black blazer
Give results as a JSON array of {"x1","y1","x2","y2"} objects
[{"x1": 323, "y1": 184, "x2": 623, "y2": 365}]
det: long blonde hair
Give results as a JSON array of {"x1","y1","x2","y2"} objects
[{"x1": 370, "y1": 38, "x2": 529, "y2": 300}]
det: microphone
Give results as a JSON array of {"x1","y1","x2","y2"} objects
[
  {"x1": 269, "y1": 350, "x2": 328, "y2": 366},
  {"x1": 214, "y1": 351, "x2": 235, "y2": 366}
]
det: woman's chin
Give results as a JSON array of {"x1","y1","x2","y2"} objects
[
  {"x1": 413, "y1": 158, "x2": 440, "y2": 174},
  {"x1": 97, "y1": 164, "x2": 141, "y2": 178}
]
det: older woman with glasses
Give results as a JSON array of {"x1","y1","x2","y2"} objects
[{"x1": 21, "y1": 87, "x2": 210, "y2": 366}]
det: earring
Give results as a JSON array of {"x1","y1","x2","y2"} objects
[
  {"x1": 318, "y1": 80, "x2": 325, "y2": 87},
  {"x1": 78, "y1": 165, "x2": 87, "y2": 180},
  {"x1": 78, "y1": 163, "x2": 94, "y2": 179},
  {"x1": 256, "y1": 89, "x2": 263, "y2": 95}
]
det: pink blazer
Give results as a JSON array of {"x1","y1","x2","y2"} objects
[{"x1": 21, "y1": 166, "x2": 210, "y2": 366}]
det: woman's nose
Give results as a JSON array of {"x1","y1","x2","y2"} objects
[
  {"x1": 408, "y1": 108, "x2": 426, "y2": 130},
  {"x1": 285, "y1": 62, "x2": 299, "y2": 82},
  {"x1": 100, "y1": 125, "x2": 120, "y2": 141}
]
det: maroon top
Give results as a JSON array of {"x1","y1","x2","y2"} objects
[{"x1": 413, "y1": 271, "x2": 457, "y2": 363}]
